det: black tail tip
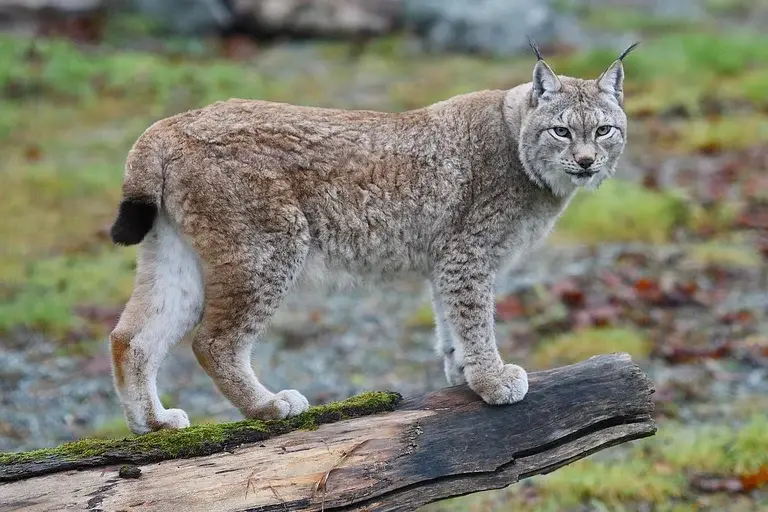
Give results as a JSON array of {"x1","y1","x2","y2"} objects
[{"x1": 110, "y1": 198, "x2": 158, "y2": 246}]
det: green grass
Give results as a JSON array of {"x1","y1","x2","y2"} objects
[
  {"x1": 0, "y1": 249, "x2": 136, "y2": 337},
  {"x1": 554, "y1": 180, "x2": 689, "y2": 245},
  {"x1": 670, "y1": 115, "x2": 768, "y2": 153},
  {"x1": 2, "y1": 26, "x2": 768, "y2": 336},
  {"x1": 532, "y1": 327, "x2": 653, "y2": 369},
  {"x1": 686, "y1": 241, "x2": 763, "y2": 269},
  {"x1": 581, "y1": 7, "x2": 701, "y2": 34},
  {"x1": 556, "y1": 31, "x2": 768, "y2": 83}
]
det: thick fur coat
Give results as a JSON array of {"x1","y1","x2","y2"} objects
[{"x1": 108, "y1": 43, "x2": 637, "y2": 434}]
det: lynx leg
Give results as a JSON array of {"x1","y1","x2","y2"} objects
[
  {"x1": 110, "y1": 215, "x2": 204, "y2": 434},
  {"x1": 430, "y1": 283, "x2": 466, "y2": 386},
  {"x1": 192, "y1": 232, "x2": 310, "y2": 421},
  {"x1": 431, "y1": 256, "x2": 528, "y2": 405}
]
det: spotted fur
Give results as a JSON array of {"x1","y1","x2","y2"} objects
[{"x1": 109, "y1": 47, "x2": 635, "y2": 434}]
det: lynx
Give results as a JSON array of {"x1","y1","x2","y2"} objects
[{"x1": 108, "y1": 41, "x2": 637, "y2": 434}]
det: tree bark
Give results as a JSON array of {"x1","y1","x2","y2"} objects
[{"x1": 0, "y1": 353, "x2": 655, "y2": 512}]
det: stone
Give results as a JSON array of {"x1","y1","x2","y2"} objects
[
  {"x1": 129, "y1": 0, "x2": 233, "y2": 35},
  {"x1": 401, "y1": 0, "x2": 575, "y2": 57},
  {"x1": 0, "y1": 0, "x2": 105, "y2": 38},
  {"x1": 230, "y1": 0, "x2": 402, "y2": 39}
]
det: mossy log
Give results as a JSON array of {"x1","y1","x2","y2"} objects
[{"x1": 0, "y1": 353, "x2": 655, "y2": 512}]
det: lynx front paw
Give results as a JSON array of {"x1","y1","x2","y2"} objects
[
  {"x1": 146, "y1": 408, "x2": 191, "y2": 432},
  {"x1": 466, "y1": 363, "x2": 529, "y2": 405},
  {"x1": 251, "y1": 390, "x2": 310, "y2": 420}
]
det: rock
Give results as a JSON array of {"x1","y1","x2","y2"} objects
[
  {"x1": 0, "y1": 0, "x2": 105, "y2": 39},
  {"x1": 401, "y1": 0, "x2": 582, "y2": 57},
  {"x1": 118, "y1": 464, "x2": 142, "y2": 479},
  {"x1": 128, "y1": 0, "x2": 233, "y2": 35},
  {"x1": 229, "y1": 0, "x2": 402, "y2": 39}
]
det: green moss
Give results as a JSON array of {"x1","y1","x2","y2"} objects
[
  {"x1": 0, "y1": 391, "x2": 401, "y2": 467},
  {"x1": 555, "y1": 180, "x2": 689, "y2": 245},
  {"x1": 532, "y1": 327, "x2": 652, "y2": 369}
]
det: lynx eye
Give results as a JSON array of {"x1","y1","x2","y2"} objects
[
  {"x1": 551, "y1": 127, "x2": 571, "y2": 139},
  {"x1": 596, "y1": 125, "x2": 612, "y2": 137}
]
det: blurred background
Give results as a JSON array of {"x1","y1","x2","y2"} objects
[{"x1": 1, "y1": 0, "x2": 767, "y2": 510}]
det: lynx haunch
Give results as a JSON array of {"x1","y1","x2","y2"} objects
[{"x1": 108, "y1": 41, "x2": 638, "y2": 434}]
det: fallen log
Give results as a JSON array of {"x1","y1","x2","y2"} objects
[{"x1": 0, "y1": 353, "x2": 655, "y2": 512}]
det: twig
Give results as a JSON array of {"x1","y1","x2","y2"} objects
[
  {"x1": 268, "y1": 482, "x2": 288, "y2": 511},
  {"x1": 313, "y1": 439, "x2": 372, "y2": 510},
  {"x1": 245, "y1": 469, "x2": 258, "y2": 499}
]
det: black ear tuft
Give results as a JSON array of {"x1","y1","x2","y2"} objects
[
  {"x1": 618, "y1": 41, "x2": 640, "y2": 61},
  {"x1": 526, "y1": 35, "x2": 543, "y2": 61}
]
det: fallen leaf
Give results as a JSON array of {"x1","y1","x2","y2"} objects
[
  {"x1": 740, "y1": 465, "x2": 768, "y2": 492},
  {"x1": 735, "y1": 205, "x2": 768, "y2": 230},
  {"x1": 719, "y1": 309, "x2": 755, "y2": 325},
  {"x1": 573, "y1": 305, "x2": 620, "y2": 329},
  {"x1": 641, "y1": 173, "x2": 660, "y2": 191},
  {"x1": 660, "y1": 341, "x2": 733, "y2": 364},
  {"x1": 496, "y1": 295, "x2": 525, "y2": 322},
  {"x1": 550, "y1": 278, "x2": 585, "y2": 308},
  {"x1": 633, "y1": 277, "x2": 664, "y2": 304},
  {"x1": 691, "y1": 474, "x2": 744, "y2": 493},
  {"x1": 24, "y1": 145, "x2": 42, "y2": 162},
  {"x1": 676, "y1": 281, "x2": 698, "y2": 298},
  {"x1": 221, "y1": 35, "x2": 261, "y2": 60}
]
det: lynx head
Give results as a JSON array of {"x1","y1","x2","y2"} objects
[{"x1": 517, "y1": 39, "x2": 639, "y2": 197}]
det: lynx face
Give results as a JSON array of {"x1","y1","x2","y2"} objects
[{"x1": 517, "y1": 44, "x2": 635, "y2": 197}]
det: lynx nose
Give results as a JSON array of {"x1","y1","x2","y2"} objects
[{"x1": 576, "y1": 156, "x2": 595, "y2": 170}]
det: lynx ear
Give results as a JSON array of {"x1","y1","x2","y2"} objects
[
  {"x1": 528, "y1": 36, "x2": 561, "y2": 106},
  {"x1": 597, "y1": 42, "x2": 639, "y2": 106}
]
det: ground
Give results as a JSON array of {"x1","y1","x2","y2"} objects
[{"x1": 1, "y1": 4, "x2": 768, "y2": 510}]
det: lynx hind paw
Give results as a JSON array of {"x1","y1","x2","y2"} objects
[
  {"x1": 444, "y1": 358, "x2": 467, "y2": 386},
  {"x1": 253, "y1": 390, "x2": 310, "y2": 420},
  {"x1": 469, "y1": 364, "x2": 529, "y2": 406},
  {"x1": 276, "y1": 389, "x2": 310, "y2": 416}
]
